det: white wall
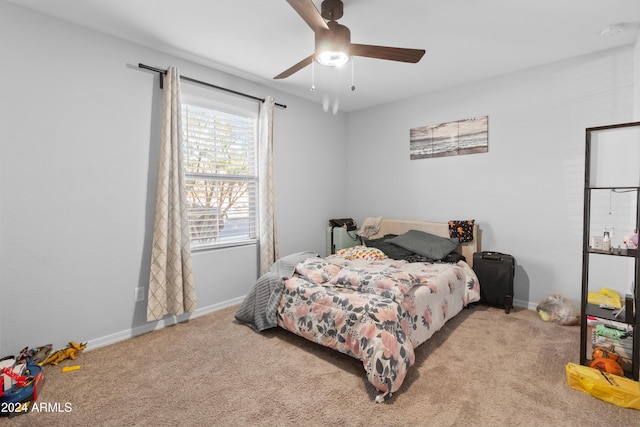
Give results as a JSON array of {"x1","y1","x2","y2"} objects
[
  {"x1": 0, "y1": 1, "x2": 348, "y2": 355},
  {"x1": 345, "y1": 45, "x2": 636, "y2": 309}
]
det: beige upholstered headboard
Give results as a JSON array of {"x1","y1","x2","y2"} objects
[{"x1": 368, "y1": 218, "x2": 481, "y2": 268}]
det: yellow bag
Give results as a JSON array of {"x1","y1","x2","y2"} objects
[
  {"x1": 566, "y1": 363, "x2": 640, "y2": 410},
  {"x1": 587, "y1": 288, "x2": 622, "y2": 309}
]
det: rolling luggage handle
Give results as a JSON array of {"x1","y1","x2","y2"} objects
[{"x1": 482, "y1": 252, "x2": 504, "y2": 262}]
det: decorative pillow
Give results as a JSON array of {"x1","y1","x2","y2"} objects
[
  {"x1": 448, "y1": 219, "x2": 475, "y2": 243},
  {"x1": 295, "y1": 258, "x2": 341, "y2": 284},
  {"x1": 386, "y1": 230, "x2": 458, "y2": 260},
  {"x1": 335, "y1": 245, "x2": 387, "y2": 261},
  {"x1": 363, "y1": 234, "x2": 415, "y2": 260}
]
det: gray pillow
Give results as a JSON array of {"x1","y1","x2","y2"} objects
[
  {"x1": 386, "y1": 230, "x2": 459, "y2": 260},
  {"x1": 364, "y1": 234, "x2": 415, "y2": 260}
]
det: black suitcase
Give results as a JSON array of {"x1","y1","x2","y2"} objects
[{"x1": 473, "y1": 251, "x2": 515, "y2": 313}]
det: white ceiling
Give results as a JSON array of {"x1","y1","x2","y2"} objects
[{"x1": 9, "y1": 0, "x2": 640, "y2": 112}]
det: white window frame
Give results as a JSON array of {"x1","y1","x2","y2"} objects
[{"x1": 181, "y1": 93, "x2": 259, "y2": 251}]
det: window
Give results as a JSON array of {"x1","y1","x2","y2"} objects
[{"x1": 181, "y1": 103, "x2": 258, "y2": 250}]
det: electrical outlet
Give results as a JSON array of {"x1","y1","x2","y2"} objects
[{"x1": 134, "y1": 287, "x2": 145, "y2": 303}]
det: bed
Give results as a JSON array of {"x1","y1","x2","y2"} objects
[{"x1": 235, "y1": 218, "x2": 481, "y2": 402}]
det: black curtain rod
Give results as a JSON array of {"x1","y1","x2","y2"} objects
[{"x1": 138, "y1": 63, "x2": 286, "y2": 109}]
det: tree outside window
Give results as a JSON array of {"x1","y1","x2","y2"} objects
[{"x1": 182, "y1": 104, "x2": 257, "y2": 249}]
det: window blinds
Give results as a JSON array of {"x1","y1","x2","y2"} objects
[{"x1": 182, "y1": 104, "x2": 258, "y2": 249}]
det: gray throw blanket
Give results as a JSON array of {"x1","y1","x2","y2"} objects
[{"x1": 234, "y1": 251, "x2": 318, "y2": 332}]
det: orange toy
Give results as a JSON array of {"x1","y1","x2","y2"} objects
[
  {"x1": 590, "y1": 357, "x2": 624, "y2": 377},
  {"x1": 592, "y1": 345, "x2": 622, "y2": 365}
]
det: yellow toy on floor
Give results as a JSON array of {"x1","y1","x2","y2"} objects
[
  {"x1": 566, "y1": 363, "x2": 640, "y2": 410},
  {"x1": 39, "y1": 342, "x2": 86, "y2": 366}
]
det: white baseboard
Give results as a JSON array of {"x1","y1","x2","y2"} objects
[
  {"x1": 513, "y1": 298, "x2": 537, "y2": 311},
  {"x1": 86, "y1": 296, "x2": 245, "y2": 351}
]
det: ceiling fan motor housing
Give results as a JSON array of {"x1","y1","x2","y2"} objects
[{"x1": 321, "y1": 0, "x2": 344, "y2": 20}]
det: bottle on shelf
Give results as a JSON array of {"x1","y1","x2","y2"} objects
[{"x1": 603, "y1": 231, "x2": 611, "y2": 253}]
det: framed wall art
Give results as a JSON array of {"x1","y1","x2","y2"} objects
[{"x1": 410, "y1": 116, "x2": 488, "y2": 159}]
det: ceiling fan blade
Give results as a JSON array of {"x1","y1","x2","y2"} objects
[
  {"x1": 274, "y1": 54, "x2": 315, "y2": 79},
  {"x1": 351, "y1": 44, "x2": 425, "y2": 63},
  {"x1": 286, "y1": 0, "x2": 329, "y2": 33}
]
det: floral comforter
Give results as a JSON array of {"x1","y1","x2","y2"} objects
[{"x1": 276, "y1": 254, "x2": 480, "y2": 402}]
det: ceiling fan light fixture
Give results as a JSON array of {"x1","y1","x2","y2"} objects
[{"x1": 316, "y1": 50, "x2": 350, "y2": 67}]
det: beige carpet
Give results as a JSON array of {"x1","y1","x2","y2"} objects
[{"x1": 4, "y1": 305, "x2": 638, "y2": 426}]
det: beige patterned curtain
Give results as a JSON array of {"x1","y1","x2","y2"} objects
[
  {"x1": 258, "y1": 96, "x2": 279, "y2": 275},
  {"x1": 147, "y1": 67, "x2": 197, "y2": 321}
]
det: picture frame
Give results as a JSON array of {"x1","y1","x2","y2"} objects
[{"x1": 410, "y1": 116, "x2": 488, "y2": 159}]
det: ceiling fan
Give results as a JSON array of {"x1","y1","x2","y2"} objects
[{"x1": 274, "y1": 0, "x2": 426, "y2": 79}]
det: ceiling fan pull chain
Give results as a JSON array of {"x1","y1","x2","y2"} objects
[
  {"x1": 350, "y1": 58, "x2": 355, "y2": 91},
  {"x1": 609, "y1": 189, "x2": 612, "y2": 215},
  {"x1": 311, "y1": 61, "x2": 316, "y2": 91}
]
